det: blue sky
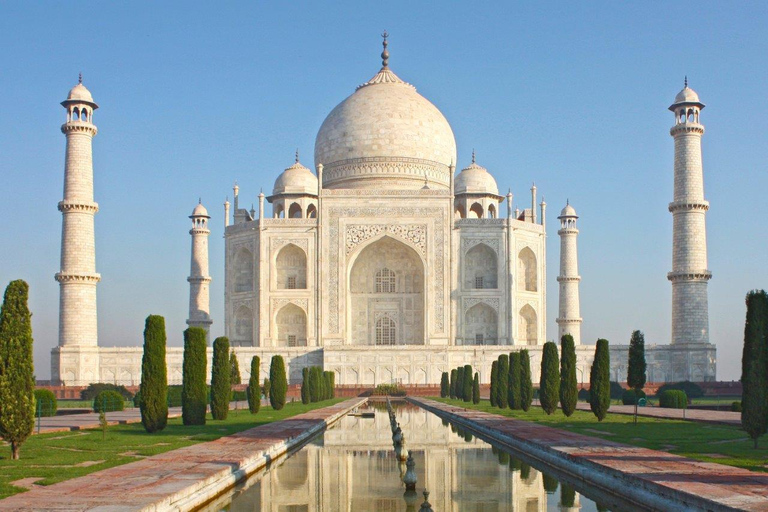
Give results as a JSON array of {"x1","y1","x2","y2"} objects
[{"x1": 1, "y1": 2, "x2": 766, "y2": 380}]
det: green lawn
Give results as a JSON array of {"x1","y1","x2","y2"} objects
[
  {"x1": 432, "y1": 398, "x2": 767, "y2": 473},
  {"x1": 0, "y1": 399, "x2": 343, "y2": 499},
  {"x1": 56, "y1": 400, "x2": 102, "y2": 409}
]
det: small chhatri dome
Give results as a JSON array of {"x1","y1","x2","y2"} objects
[
  {"x1": 670, "y1": 77, "x2": 704, "y2": 110},
  {"x1": 191, "y1": 200, "x2": 210, "y2": 218},
  {"x1": 273, "y1": 152, "x2": 318, "y2": 196},
  {"x1": 559, "y1": 200, "x2": 577, "y2": 218},
  {"x1": 454, "y1": 151, "x2": 499, "y2": 196},
  {"x1": 63, "y1": 74, "x2": 98, "y2": 108}
]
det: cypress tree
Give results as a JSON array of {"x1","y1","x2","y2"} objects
[
  {"x1": 230, "y1": 351, "x2": 241, "y2": 385},
  {"x1": 463, "y1": 364, "x2": 473, "y2": 402},
  {"x1": 0, "y1": 280, "x2": 35, "y2": 459},
  {"x1": 309, "y1": 366, "x2": 320, "y2": 402},
  {"x1": 520, "y1": 349, "x2": 533, "y2": 412},
  {"x1": 301, "y1": 367, "x2": 310, "y2": 404},
  {"x1": 539, "y1": 341, "x2": 560, "y2": 415},
  {"x1": 496, "y1": 355, "x2": 509, "y2": 409},
  {"x1": 490, "y1": 361, "x2": 498, "y2": 407},
  {"x1": 450, "y1": 369, "x2": 457, "y2": 399},
  {"x1": 329, "y1": 371, "x2": 335, "y2": 398},
  {"x1": 508, "y1": 352, "x2": 521, "y2": 410},
  {"x1": 139, "y1": 315, "x2": 168, "y2": 433},
  {"x1": 741, "y1": 290, "x2": 768, "y2": 447},
  {"x1": 324, "y1": 371, "x2": 333, "y2": 400},
  {"x1": 210, "y1": 337, "x2": 231, "y2": 420},
  {"x1": 247, "y1": 356, "x2": 261, "y2": 414},
  {"x1": 182, "y1": 327, "x2": 207, "y2": 425},
  {"x1": 472, "y1": 372, "x2": 480, "y2": 404},
  {"x1": 440, "y1": 372, "x2": 449, "y2": 398},
  {"x1": 269, "y1": 355, "x2": 287, "y2": 410},
  {"x1": 559, "y1": 334, "x2": 578, "y2": 417},
  {"x1": 456, "y1": 366, "x2": 465, "y2": 400},
  {"x1": 590, "y1": 339, "x2": 611, "y2": 421},
  {"x1": 627, "y1": 330, "x2": 647, "y2": 424}
]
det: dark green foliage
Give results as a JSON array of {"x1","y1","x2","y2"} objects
[
  {"x1": 247, "y1": 356, "x2": 261, "y2": 414},
  {"x1": 329, "y1": 371, "x2": 335, "y2": 399},
  {"x1": 542, "y1": 473, "x2": 559, "y2": 494},
  {"x1": 182, "y1": 327, "x2": 207, "y2": 426},
  {"x1": 462, "y1": 364, "x2": 473, "y2": 402},
  {"x1": 656, "y1": 381, "x2": 704, "y2": 399},
  {"x1": 627, "y1": 330, "x2": 647, "y2": 392},
  {"x1": 589, "y1": 339, "x2": 611, "y2": 421},
  {"x1": 449, "y1": 369, "x2": 457, "y2": 399},
  {"x1": 301, "y1": 367, "x2": 310, "y2": 404},
  {"x1": 210, "y1": 337, "x2": 231, "y2": 420},
  {"x1": 560, "y1": 483, "x2": 576, "y2": 507},
  {"x1": 230, "y1": 351, "x2": 241, "y2": 386},
  {"x1": 508, "y1": 352, "x2": 521, "y2": 410},
  {"x1": 324, "y1": 371, "x2": 333, "y2": 400},
  {"x1": 539, "y1": 342, "x2": 560, "y2": 415},
  {"x1": 496, "y1": 355, "x2": 509, "y2": 409},
  {"x1": 732, "y1": 401, "x2": 742, "y2": 412},
  {"x1": 520, "y1": 462, "x2": 531, "y2": 481},
  {"x1": 371, "y1": 383, "x2": 406, "y2": 396},
  {"x1": 80, "y1": 383, "x2": 134, "y2": 401},
  {"x1": 659, "y1": 390, "x2": 688, "y2": 409},
  {"x1": 472, "y1": 372, "x2": 480, "y2": 404},
  {"x1": 269, "y1": 355, "x2": 287, "y2": 410},
  {"x1": 139, "y1": 315, "x2": 168, "y2": 433},
  {"x1": 609, "y1": 381, "x2": 625, "y2": 399},
  {"x1": 456, "y1": 366, "x2": 465, "y2": 400},
  {"x1": 489, "y1": 361, "x2": 498, "y2": 407},
  {"x1": 262, "y1": 378, "x2": 270, "y2": 402},
  {"x1": 33, "y1": 389, "x2": 57, "y2": 417},
  {"x1": 578, "y1": 388, "x2": 590, "y2": 401},
  {"x1": 739, "y1": 293, "x2": 768, "y2": 447},
  {"x1": 0, "y1": 280, "x2": 35, "y2": 459},
  {"x1": 559, "y1": 335, "x2": 578, "y2": 417},
  {"x1": 621, "y1": 389, "x2": 646, "y2": 405},
  {"x1": 309, "y1": 366, "x2": 321, "y2": 402},
  {"x1": 231, "y1": 390, "x2": 247, "y2": 401},
  {"x1": 440, "y1": 372, "x2": 449, "y2": 398},
  {"x1": 520, "y1": 350, "x2": 533, "y2": 412},
  {"x1": 93, "y1": 390, "x2": 125, "y2": 412}
]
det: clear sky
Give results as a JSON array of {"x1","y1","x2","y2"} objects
[{"x1": 1, "y1": 2, "x2": 766, "y2": 381}]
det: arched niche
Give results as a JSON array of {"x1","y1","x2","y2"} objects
[
  {"x1": 518, "y1": 304, "x2": 537, "y2": 345},
  {"x1": 306, "y1": 204, "x2": 317, "y2": 218},
  {"x1": 234, "y1": 306, "x2": 253, "y2": 346},
  {"x1": 348, "y1": 236, "x2": 424, "y2": 345},
  {"x1": 518, "y1": 247, "x2": 537, "y2": 292},
  {"x1": 464, "y1": 243, "x2": 497, "y2": 289},
  {"x1": 464, "y1": 302, "x2": 498, "y2": 345},
  {"x1": 234, "y1": 248, "x2": 253, "y2": 293},
  {"x1": 468, "y1": 202, "x2": 484, "y2": 219},
  {"x1": 275, "y1": 303, "x2": 307, "y2": 347},
  {"x1": 276, "y1": 243, "x2": 307, "y2": 289},
  {"x1": 455, "y1": 204, "x2": 466, "y2": 219},
  {"x1": 288, "y1": 202, "x2": 302, "y2": 218}
]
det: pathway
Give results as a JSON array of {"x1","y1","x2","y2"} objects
[
  {"x1": 412, "y1": 397, "x2": 768, "y2": 512},
  {"x1": 574, "y1": 402, "x2": 741, "y2": 426}
]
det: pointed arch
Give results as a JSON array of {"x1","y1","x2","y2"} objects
[
  {"x1": 465, "y1": 302, "x2": 498, "y2": 345},
  {"x1": 288, "y1": 202, "x2": 302, "y2": 218},
  {"x1": 488, "y1": 204, "x2": 497, "y2": 218},
  {"x1": 465, "y1": 243, "x2": 497, "y2": 289},
  {"x1": 234, "y1": 248, "x2": 253, "y2": 292},
  {"x1": 468, "y1": 202, "x2": 484, "y2": 219},
  {"x1": 518, "y1": 247, "x2": 537, "y2": 292},
  {"x1": 518, "y1": 304, "x2": 537, "y2": 345},
  {"x1": 276, "y1": 243, "x2": 307, "y2": 289},
  {"x1": 455, "y1": 204, "x2": 466, "y2": 219},
  {"x1": 375, "y1": 315, "x2": 396, "y2": 345},
  {"x1": 306, "y1": 203, "x2": 317, "y2": 218},
  {"x1": 234, "y1": 305, "x2": 253, "y2": 346},
  {"x1": 275, "y1": 303, "x2": 307, "y2": 347}
]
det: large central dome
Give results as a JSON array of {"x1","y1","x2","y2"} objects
[{"x1": 314, "y1": 42, "x2": 457, "y2": 190}]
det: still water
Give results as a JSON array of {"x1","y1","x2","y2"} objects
[{"x1": 202, "y1": 402, "x2": 628, "y2": 511}]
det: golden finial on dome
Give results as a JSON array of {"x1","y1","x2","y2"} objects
[
  {"x1": 78, "y1": 73, "x2": 82, "y2": 84},
  {"x1": 381, "y1": 30, "x2": 389, "y2": 69}
]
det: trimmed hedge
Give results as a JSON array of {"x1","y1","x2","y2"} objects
[
  {"x1": 182, "y1": 327, "x2": 208, "y2": 425},
  {"x1": 609, "y1": 381, "x2": 625, "y2": 400},
  {"x1": 269, "y1": 355, "x2": 287, "y2": 410},
  {"x1": 372, "y1": 383, "x2": 406, "y2": 397},
  {"x1": 210, "y1": 337, "x2": 231, "y2": 420},
  {"x1": 440, "y1": 372, "x2": 449, "y2": 398},
  {"x1": 659, "y1": 390, "x2": 688, "y2": 409},
  {"x1": 621, "y1": 388, "x2": 646, "y2": 405},
  {"x1": 93, "y1": 390, "x2": 125, "y2": 413},
  {"x1": 34, "y1": 389, "x2": 57, "y2": 417},
  {"x1": 248, "y1": 356, "x2": 261, "y2": 414},
  {"x1": 81, "y1": 383, "x2": 133, "y2": 401},
  {"x1": 656, "y1": 381, "x2": 704, "y2": 399},
  {"x1": 732, "y1": 401, "x2": 742, "y2": 412}
]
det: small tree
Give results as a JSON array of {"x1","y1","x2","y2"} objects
[
  {"x1": 450, "y1": 369, "x2": 457, "y2": 399},
  {"x1": 0, "y1": 280, "x2": 35, "y2": 459},
  {"x1": 210, "y1": 337, "x2": 231, "y2": 420},
  {"x1": 520, "y1": 349, "x2": 533, "y2": 412},
  {"x1": 440, "y1": 372, "x2": 449, "y2": 398},
  {"x1": 269, "y1": 355, "x2": 287, "y2": 410},
  {"x1": 589, "y1": 339, "x2": 611, "y2": 421},
  {"x1": 182, "y1": 327, "x2": 207, "y2": 425},
  {"x1": 741, "y1": 290, "x2": 768, "y2": 447},
  {"x1": 539, "y1": 341, "x2": 560, "y2": 415},
  {"x1": 508, "y1": 352, "x2": 521, "y2": 410},
  {"x1": 496, "y1": 355, "x2": 509, "y2": 409},
  {"x1": 456, "y1": 366, "x2": 465, "y2": 400},
  {"x1": 559, "y1": 335, "x2": 578, "y2": 417},
  {"x1": 139, "y1": 315, "x2": 168, "y2": 433},
  {"x1": 230, "y1": 351, "x2": 241, "y2": 386},
  {"x1": 490, "y1": 361, "x2": 498, "y2": 407},
  {"x1": 262, "y1": 378, "x2": 271, "y2": 402},
  {"x1": 247, "y1": 356, "x2": 261, "y2": 414},
  {"x1": 462, "y1": 364, "x2": 473, "y2": 402},
  {"x1": 301, "y1": 367, "x2": 310, "y2": 404},
  {"x1": 309, "y1": 366, "x2": 321, "y2": 402},
  {"x1": 627, "y1": 330, "x2": 647, "y2": 424},
  {"x1": 472, "y1": 372, "x2": 480, "y2": 404}
]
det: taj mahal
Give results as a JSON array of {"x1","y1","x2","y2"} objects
[{"x1": 50, "y1": 36, "x2": 716, "y2": 387}]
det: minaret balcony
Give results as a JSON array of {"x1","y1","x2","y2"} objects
[
  {"x1": 556, "y1": 275, "x2": 581, "y2": 283},
  {"x1": 61, "y1": 122, "x2": 97, "y2": 136},
  {"x1": 187, "y1": 276, "x2": 212, "y2": 284},
  {"x1": 55, "y1": 272, "x2": 101, "y2": 283},
  {"x1": 670, "y1": 123, "x2": 704, "y2": 136},
  {"x1": 58, "y1": 200, "x2": 99, "y2": 213},
  {"x1": 668, "y1": 200, "x2": 709, "y2": 213},
  {"x1": 667, "y1": 270, "x2": 712, "y2": 282}
]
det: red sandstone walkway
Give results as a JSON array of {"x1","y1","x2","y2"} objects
[
  {"x1": 0, "y1": 398, "x2": 364, "y2": 511},
  {"x1": 413, "y1": 397, "x2": 768, "y2": 512},
  {"x1": 574, "y1": 402, "x2": 741, "y2": 426}
]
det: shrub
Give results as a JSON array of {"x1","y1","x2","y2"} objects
[
  {"x1": 508, "y1": 352, "x2": 521, "y2": 410},
  {"x1": 247, "y1": 356, "x2": 261, "y2": 414},
  {"x1": 578, "y1": 388, "x2": 590, "y2": 401},
  {"x1": 472, "y1": 372, "x2": 480, "y2": 404},
  {"x1": 269, "y1": 355, "x2": 287, "y2": 410},
  {"x1": 489, "y1": 361, "x2": 498, "y2": 407},
  {"x1": 230, "y1": 351, "x2": 241, "y2": 386},
  {"x1": 139, "y1": 315, "x2": 168, "y2": 433},
  {"x1": 80, "y1": 383, "x2": 133, "y2": 401},
  {"x1": 231, "y1": 390, "x2": 247, "y2": 401},
  {"x1": 34, "y1": 389, "x2": 57, "y2": 417},
  {"x1": 656, "y1": 381, "x2": 704, "y2": 399},
  {"x1": 732, "y1": 401, "x2": 742, "y2": 412},
  {"x1": 496, "y1": 355, "x2": 509, "y2": 409},
  {"x1": 210, "y1": 337, "x2": 231, "y2": 420},
  {"x1": 301, "y1": 367, "x2": 310, "y2": 404},
  {"x1": 590, "y1": 338, "x2": 611, "y2": 421},
  {"x1": 560, "y1": 335, "x2": 578, "y2": 417},
  {"x1": 742, "y1": 290, "x2": 768, "y2": 447},
  {"x1": 621, "y1": 388, "x2": 646, "y2": 405},
  {"x1": 449, "y1": 369, "x2": 457, "y2": 399},
  {"x1": 520, "y1": 350, "x2": 533, "y2": 412},
  {"x1": 462, "y1": 364, "x2": 473, "y2": 403},
  {"x1": 182, "y1": 327, "x2": 208, "y2": 425},
  {"x1": 659, "y1": 389, "x2": 688, "y2": 409},
  {"x1": 609, "y1": 381, "x2": 625, "y2": 400},
  {"x1": 372, "y1": 384, "x2": 406, "y2": 397},
  {"x1": 539, "y1": 342, "x2": 560, "y2": 415},
  {"x1": 440, "y1": 372, "x2": 449, "y2": 398},
  {"x1": 93, "y1": 390, "x2": 125, "y2": 413}
]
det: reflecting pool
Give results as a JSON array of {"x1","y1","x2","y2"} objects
[{"x1": 203, "y1": 402, "x2": 634, "y2": 511}]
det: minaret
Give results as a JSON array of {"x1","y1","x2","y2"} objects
[
  {"x1": 556, "y1": 201, "x2": 582, "y2": 344},
  {"x1": 56, "y1": 75, "x2": 100, "y2": 349},
  {"x1": 187, "y1": 200, "x2": 212, "y2": 340},
  {"x1": 668, "y1": 79, "x2": 711, "y2": 346}
]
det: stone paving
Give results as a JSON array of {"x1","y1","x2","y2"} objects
[
  {"x1": 574, "y1": 402, "x2": 741, "y2": 426},
  {"x1": 412, "y1": 397, "x2": 768, "y2": 512},
  {"x1": 0, "y1": 398, "x2": 364, "y2": 511}
]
